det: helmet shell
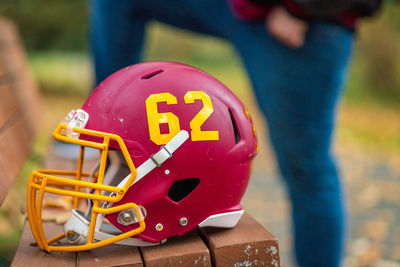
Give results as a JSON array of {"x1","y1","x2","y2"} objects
[{"x1": 81, "y1": 62, "x2": 257, "y2": 242}]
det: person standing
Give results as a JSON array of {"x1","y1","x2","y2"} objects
[{"x1": 89, "y1": 1, "x2": 382, "y2": 265}]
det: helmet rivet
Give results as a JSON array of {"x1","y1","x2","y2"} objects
[
  {"x1": 66, "y1": 230, "x2": 81, "y2": 244},
  {"x1": 118, "y1": 210, "x2": 135, "y2": 226},
  {"x1": 179, "y1": 217, "x2": 188, "y2": 226},
  {"x1": 155, "y1": 223, "x2": 164, "y2": 231},
  {"x1": 122, "y1": 212, "x2": 133, "y2": 222}
]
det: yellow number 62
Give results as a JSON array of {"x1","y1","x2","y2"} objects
[{"x1": 145, "y1": 91, "x2": 219, "y2": 145}]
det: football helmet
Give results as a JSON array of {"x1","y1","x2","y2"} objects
[{"x1": 27, "y1": 62, "x2": 258, "y2": 252}]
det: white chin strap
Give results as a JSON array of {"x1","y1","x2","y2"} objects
[
  {"x1": 116, "y1": 130, "x2": 190, "y2": 188},
  {"x1": 64, "y1": 130, "x2": 189, "y2": 247},
  {"x1": 64, "y1": 209, "x2": 164, "y2": 246}
]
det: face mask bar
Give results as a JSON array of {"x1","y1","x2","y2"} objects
[{"x1": 26, "y1": 122, "x2": 145, "y2": 252}]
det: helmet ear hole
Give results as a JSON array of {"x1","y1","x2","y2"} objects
[{"x1": 167, "y1": 178, "x2": 200, "y2": 202}]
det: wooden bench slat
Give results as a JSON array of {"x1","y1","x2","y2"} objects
[
  {"x1": 78, "y1": 245, "x2": 143, "y2": 267},
  {"x1": 200, "y1": 213, "x2": 280, "y2": 267},
  {"x1": 0, "y1": 18, "x2": 19, "y2": 45},
  {"x1": 0, "y1": 17, "x2": 41, "y2": 133},
  {"x1": 12, "y1": 69, "x2": 42, "y2": 134},
  {"x1": 0, "y1": 80, "x2": 19, "y2": 131},
  {"x1": 43, "y1": 150, "x2": 77, "y2": 170},
  {"x1": 0, "y1": 113, "x2": 32, "y2": 205},
  {"x1": 11, "y1": 222, "x2": 77, "y2": 267},
  {"x1": 0, "y1": 18, "x2": 28, "y2": 78},
  {"x1": 0, "y1": 16, "x2": 41, "y2": 204},
  {"x1": 140, "y1": 230, "x2": 211, "y2": 267}
]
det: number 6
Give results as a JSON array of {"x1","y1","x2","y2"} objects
[{"x1": 145, "y1": 93, "x2": 181, "y2": 145}]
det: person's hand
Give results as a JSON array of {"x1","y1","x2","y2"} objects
[{"x1": 266, "y1": 6, "x2": 308, "y2": 48}]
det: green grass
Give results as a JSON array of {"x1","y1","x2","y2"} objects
[{"x1": 29, "y1": 51, "x2": 92, "y2": 97}]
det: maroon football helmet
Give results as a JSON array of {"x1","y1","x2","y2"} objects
[{"x1": 27, "y1": 62, "x2": 257, "y2": 252}]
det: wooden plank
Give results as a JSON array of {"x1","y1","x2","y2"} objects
[
  {"x1": 0, "y1": 18, "x2": 26, "y2": 77},
  {"x1": 0, "y1": 15, "x2": 40, "y2": 203},
  {"x1": 43, "y1": 150, "x2": 76, "y2": 170},
  {"x1": 78, "y1": 245, "x2": 143, "y2": 267},
  {"x1": 200, "y1": 213, "x2": 280, "y2": 267},
  {"x1": 0, "y1": 18, "x2": 19, "y2": 45},
  {"x1": 140, "y1": 230, "x2": 211, "y2": 267},
  {"x1": 0, "y1": 55, "x2": 6, "y2": 79},
  {"x1": 0, "y1": 69, "x2": 40, "y2": 137},
  {"x1": 0, "y1": 16, "x2": 41, "y2": 133},
  {"x1": 42, "y1": 143, "x2": 100, "y2": 170},
  {"x1": 12, "y1": 68, "x2": 42, "y2": 134},
  {"x1": 0, "y1": 80, "x2": 19, "y2": 131},
  {"x1": 11, "y1": 222, "x2": 76, "y2": 267},
  {"x1": 0, "y1": 18, "x2": 18, "y2": 78},
  {"x1": 0, "y1": 112, "x2": 32, "y2": 205}
]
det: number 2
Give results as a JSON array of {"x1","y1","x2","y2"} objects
[
  {"x1": 184, "y1": 91, "x2": 219, "y2": 141},
  {"x1": 145, "y1": 91, "x2": 219, "y2": 145}
]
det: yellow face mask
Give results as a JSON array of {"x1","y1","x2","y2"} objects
[{"x1": 26, "y1": 109, "x2": 145, "y2": 252}]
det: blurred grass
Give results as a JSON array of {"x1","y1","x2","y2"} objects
[
  {"x1": 29, "y1": 52, "x2": 92, "y2": 97},
  {"x1": 29, "y1": 48, "x2": 400, "y2": 156},
  {"x1": 344, "y1": 5, "x2": 400, "y2": 106},
  {"x1": 28, "y1": 21, "x2": 400, "y2": 155}
]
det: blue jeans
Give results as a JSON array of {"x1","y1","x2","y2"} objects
[{"x1": 90, "y1": 1, "x2": 354, "y2": 266}]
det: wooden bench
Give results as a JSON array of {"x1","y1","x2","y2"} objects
[{"x1": 0, "y1": 17, "x2": 280, "y2": 267}]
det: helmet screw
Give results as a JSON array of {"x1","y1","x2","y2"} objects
[
  {"x1": 155, "y1": 223, "x2": 164, "y2": 231},
  {"x1": 179, "y1": 217, "x2": 188, "y2": 226},
  {"x1": 122, "y1": 212, "x2": 133, "y2": 223},
  {"x1": 66, "y1": 230, "x2": 81, "y2": 244},
  {"x1": 117, "y1": 210, "x2": 135, "y2": 226}
]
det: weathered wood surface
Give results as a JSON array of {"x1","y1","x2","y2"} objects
[
  {"x1": 0, "y1": 81, "x2": 19, "y2": 130},
  {"x1": 141, "y1": 231, "x2": 211, "y2": 267},
  {"x1": 200, "y1": 213, "x2": 280, "y2": 267},
  {"x1": 0, "y1": 17, "x2": 41, "y2": 205},
  {"x1": 14, "y1": 214, "x2": 279, "y2": 267},
  {"x1": 0, "y1": 112, "x2": 31, "y2": 205},
  {"x1": 11, "y1": 223, "x2": 76, "y2": 267},
  {"x1": 78, "y1": 244, "x2": 143, "y2": 267}
]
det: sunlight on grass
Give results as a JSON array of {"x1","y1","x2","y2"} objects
[
  {"x1": 29, "y1": 51, "x2": 93, "y2": 96},
  {"x1": 338, "y1": 100, "x2": 400, "y2": 155}
]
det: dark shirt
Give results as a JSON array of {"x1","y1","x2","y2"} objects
[{"x1": 229, "y1": 0, "x2": 382, "y2": 30}]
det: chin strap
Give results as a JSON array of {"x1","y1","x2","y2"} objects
[
  {"x1": 64, "y1": 209, "x2": 163, "y2": 246},
  {"x1": 64, "y1": 130, "x2": 189, "y2": 246},
  {"x1": 117, "y1": 130, "x2": 190, "y2": 188}
]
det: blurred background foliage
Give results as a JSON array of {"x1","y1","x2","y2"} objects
[
  {"x1": 0, "y1": 0, "x2": 400, "y2": 108},
  {"x1": 0, "y1": 0, "x2": 400, "y2": 265},
  {"x1": 1, "y1": 0, "x2": 400, "y2": 106},
  {"x1": 0, "y1": 0, "x2": 88, "y2": 51}
]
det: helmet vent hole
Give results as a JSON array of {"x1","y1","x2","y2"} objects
[
  {"x1": 229, "y1": 109, "x2": 240, "y2": 144},
  {"x1": 168, "y1": 178, "x2": 200, "y2": 202},
  {"x1": 141, "y1": 70, "x2": 164, "y2": 79}
]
